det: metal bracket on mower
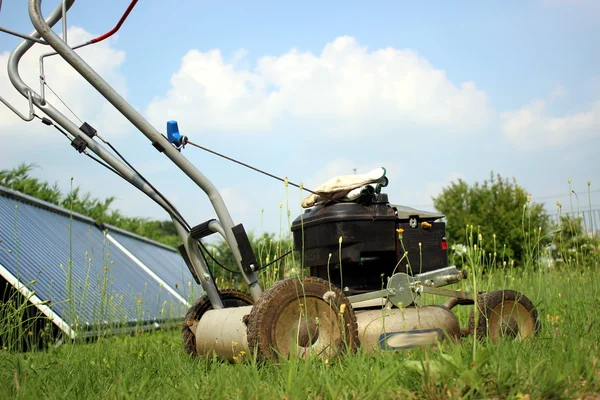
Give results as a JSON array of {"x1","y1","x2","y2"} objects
[{"x1": 347, "y1": 266, "x2": 472, "y2": 308}]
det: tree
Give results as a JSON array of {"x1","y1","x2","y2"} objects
[
  {"x1": 60, "y1": 186, "x2": 117, "y2": 221},
  {"x1": 432, "y1": 172, "x2": 550, "y2": 266},
  {"x1": 0, "y1": 163, "x2": 62, "y2": 204}
]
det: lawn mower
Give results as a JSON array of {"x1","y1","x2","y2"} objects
[{"x1": 1, "y1": 0, "x2": 540, "y2": 362}]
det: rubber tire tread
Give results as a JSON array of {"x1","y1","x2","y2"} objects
[
  {"x1": 182, "y1": 289, "x2": 254, "y2": 356},
  {"x1": 246, "y1": 276, "x2": 359, "y2": 362},
  {"x1": 468, "y1": 289, "x2": 540, "y2": 341}
]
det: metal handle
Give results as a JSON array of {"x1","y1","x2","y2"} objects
[
  {"x1": 0, "y1": 90, "x2": 34, "y2": 121},
  {"x1": 1, "y1": 0, "x2": 233, "y2": 309},
  {"x1": 26, "y1": 0, "x2": 262, "y2": 300},
  {"x1": 6, "y1": 1, "x2": 186, "y2": 225}
]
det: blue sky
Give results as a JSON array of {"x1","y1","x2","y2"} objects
[{"x1": 1, "y1": 0, "x2": 598, "y2": 236}]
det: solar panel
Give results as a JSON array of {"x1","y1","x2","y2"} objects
[
  {"x1": 105, "y1": 227, "x2": 196, "y2": 302},
  {"x1": 0, "y1": 186, "x2": 197, "y2": 337}
]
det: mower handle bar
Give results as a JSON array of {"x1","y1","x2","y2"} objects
[{"x1": 6, "y1": 0, "x2": 263, "y2": 307}]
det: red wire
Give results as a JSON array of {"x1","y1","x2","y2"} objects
[{"x1": 89, "y1": 0, "x2": 139, "y2": 44}]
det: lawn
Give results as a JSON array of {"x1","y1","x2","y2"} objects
[{"x1": 1, "y1": 265, "x2": 598, "y2": 399}]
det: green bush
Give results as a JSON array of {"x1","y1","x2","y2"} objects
[{"x1": 433, "y1": 172, "x2": 550, "y2": 267}]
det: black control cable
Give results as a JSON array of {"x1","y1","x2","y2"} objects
[
  {"x1": 33, "y1": 114, "x2": 191, "y2": 232},
  {"x1": 186, "y1": 140, "x2": 321, "y2": 196}
]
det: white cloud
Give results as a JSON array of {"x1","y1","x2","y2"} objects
[
  {"x1": 417, "y1": 172, "x2": 465, "y2": 209},
  {"x1": 0, "y1": 26, "x2": 129, "y2": 138},
  {"x1": 146, "y1": 36, "x2": 492, "y2": 137},
  {"x1": 501, "y1": 96, "x2": 600, "y2": 150},
  {"x1": 388, "y1": 172, "x2": 464, "y2": 211},
  {"x1": 219, "y1": 187, "x2": 250, "y2": 224},
  {"x1": 0, "y1": 27, "x2": 136, "y2": 226}
]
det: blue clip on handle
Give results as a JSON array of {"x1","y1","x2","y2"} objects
[{"x1": 166, "y1": 120, "x2": 185, "y2": 147}]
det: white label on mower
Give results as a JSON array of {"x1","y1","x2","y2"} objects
[{"x1": 379, "y1": 328, "x2": 443, "y2": 350}]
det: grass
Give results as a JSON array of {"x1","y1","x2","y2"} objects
[{"x1": 1, "y1": 264, "x2": 599, "y2": 399}]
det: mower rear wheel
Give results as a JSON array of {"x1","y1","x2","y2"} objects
[
  {"x1": 468, "y1": 290, "x2": 540, "y2": 343},
  {"x1": 182, "y1": 289, "x2": 254, "y2": 356},
  {"x1": 247, "y1": 277, "x2": 359, "y2": 361}
]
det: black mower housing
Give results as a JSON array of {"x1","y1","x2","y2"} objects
[{"x1": 290, "y1": 193, "x2": 448, "y2": 294}]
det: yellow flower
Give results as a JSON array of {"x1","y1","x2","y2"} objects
[{"x1": 515, "y1": 393, "x2": 531, "y2": 400}]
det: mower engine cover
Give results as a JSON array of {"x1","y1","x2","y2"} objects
[{"x1": 290, "y1": 193, "x2": 448, "y2": 294}]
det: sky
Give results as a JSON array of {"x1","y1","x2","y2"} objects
[{"x1": 0, "y1": 0, "x2": 599, "y2": 237}]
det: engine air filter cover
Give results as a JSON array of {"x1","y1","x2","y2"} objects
[
  {"x1": 290, "y1": 193, "x2": 448, "y2": 293},
  {"x1": 291, "y1": 194, "x2": 397, "y2": 270}
]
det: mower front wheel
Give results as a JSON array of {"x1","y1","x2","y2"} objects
[
  {"x1": 246, "y1": 277, "x2": 359, "y2": 362},
  {"x1": 468, "y1": 290, "x2": 540, "y2": 343}
]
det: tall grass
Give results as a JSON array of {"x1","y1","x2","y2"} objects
[{"x1": 1, "y1": 261, "x2": 598, "y2": 399}]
